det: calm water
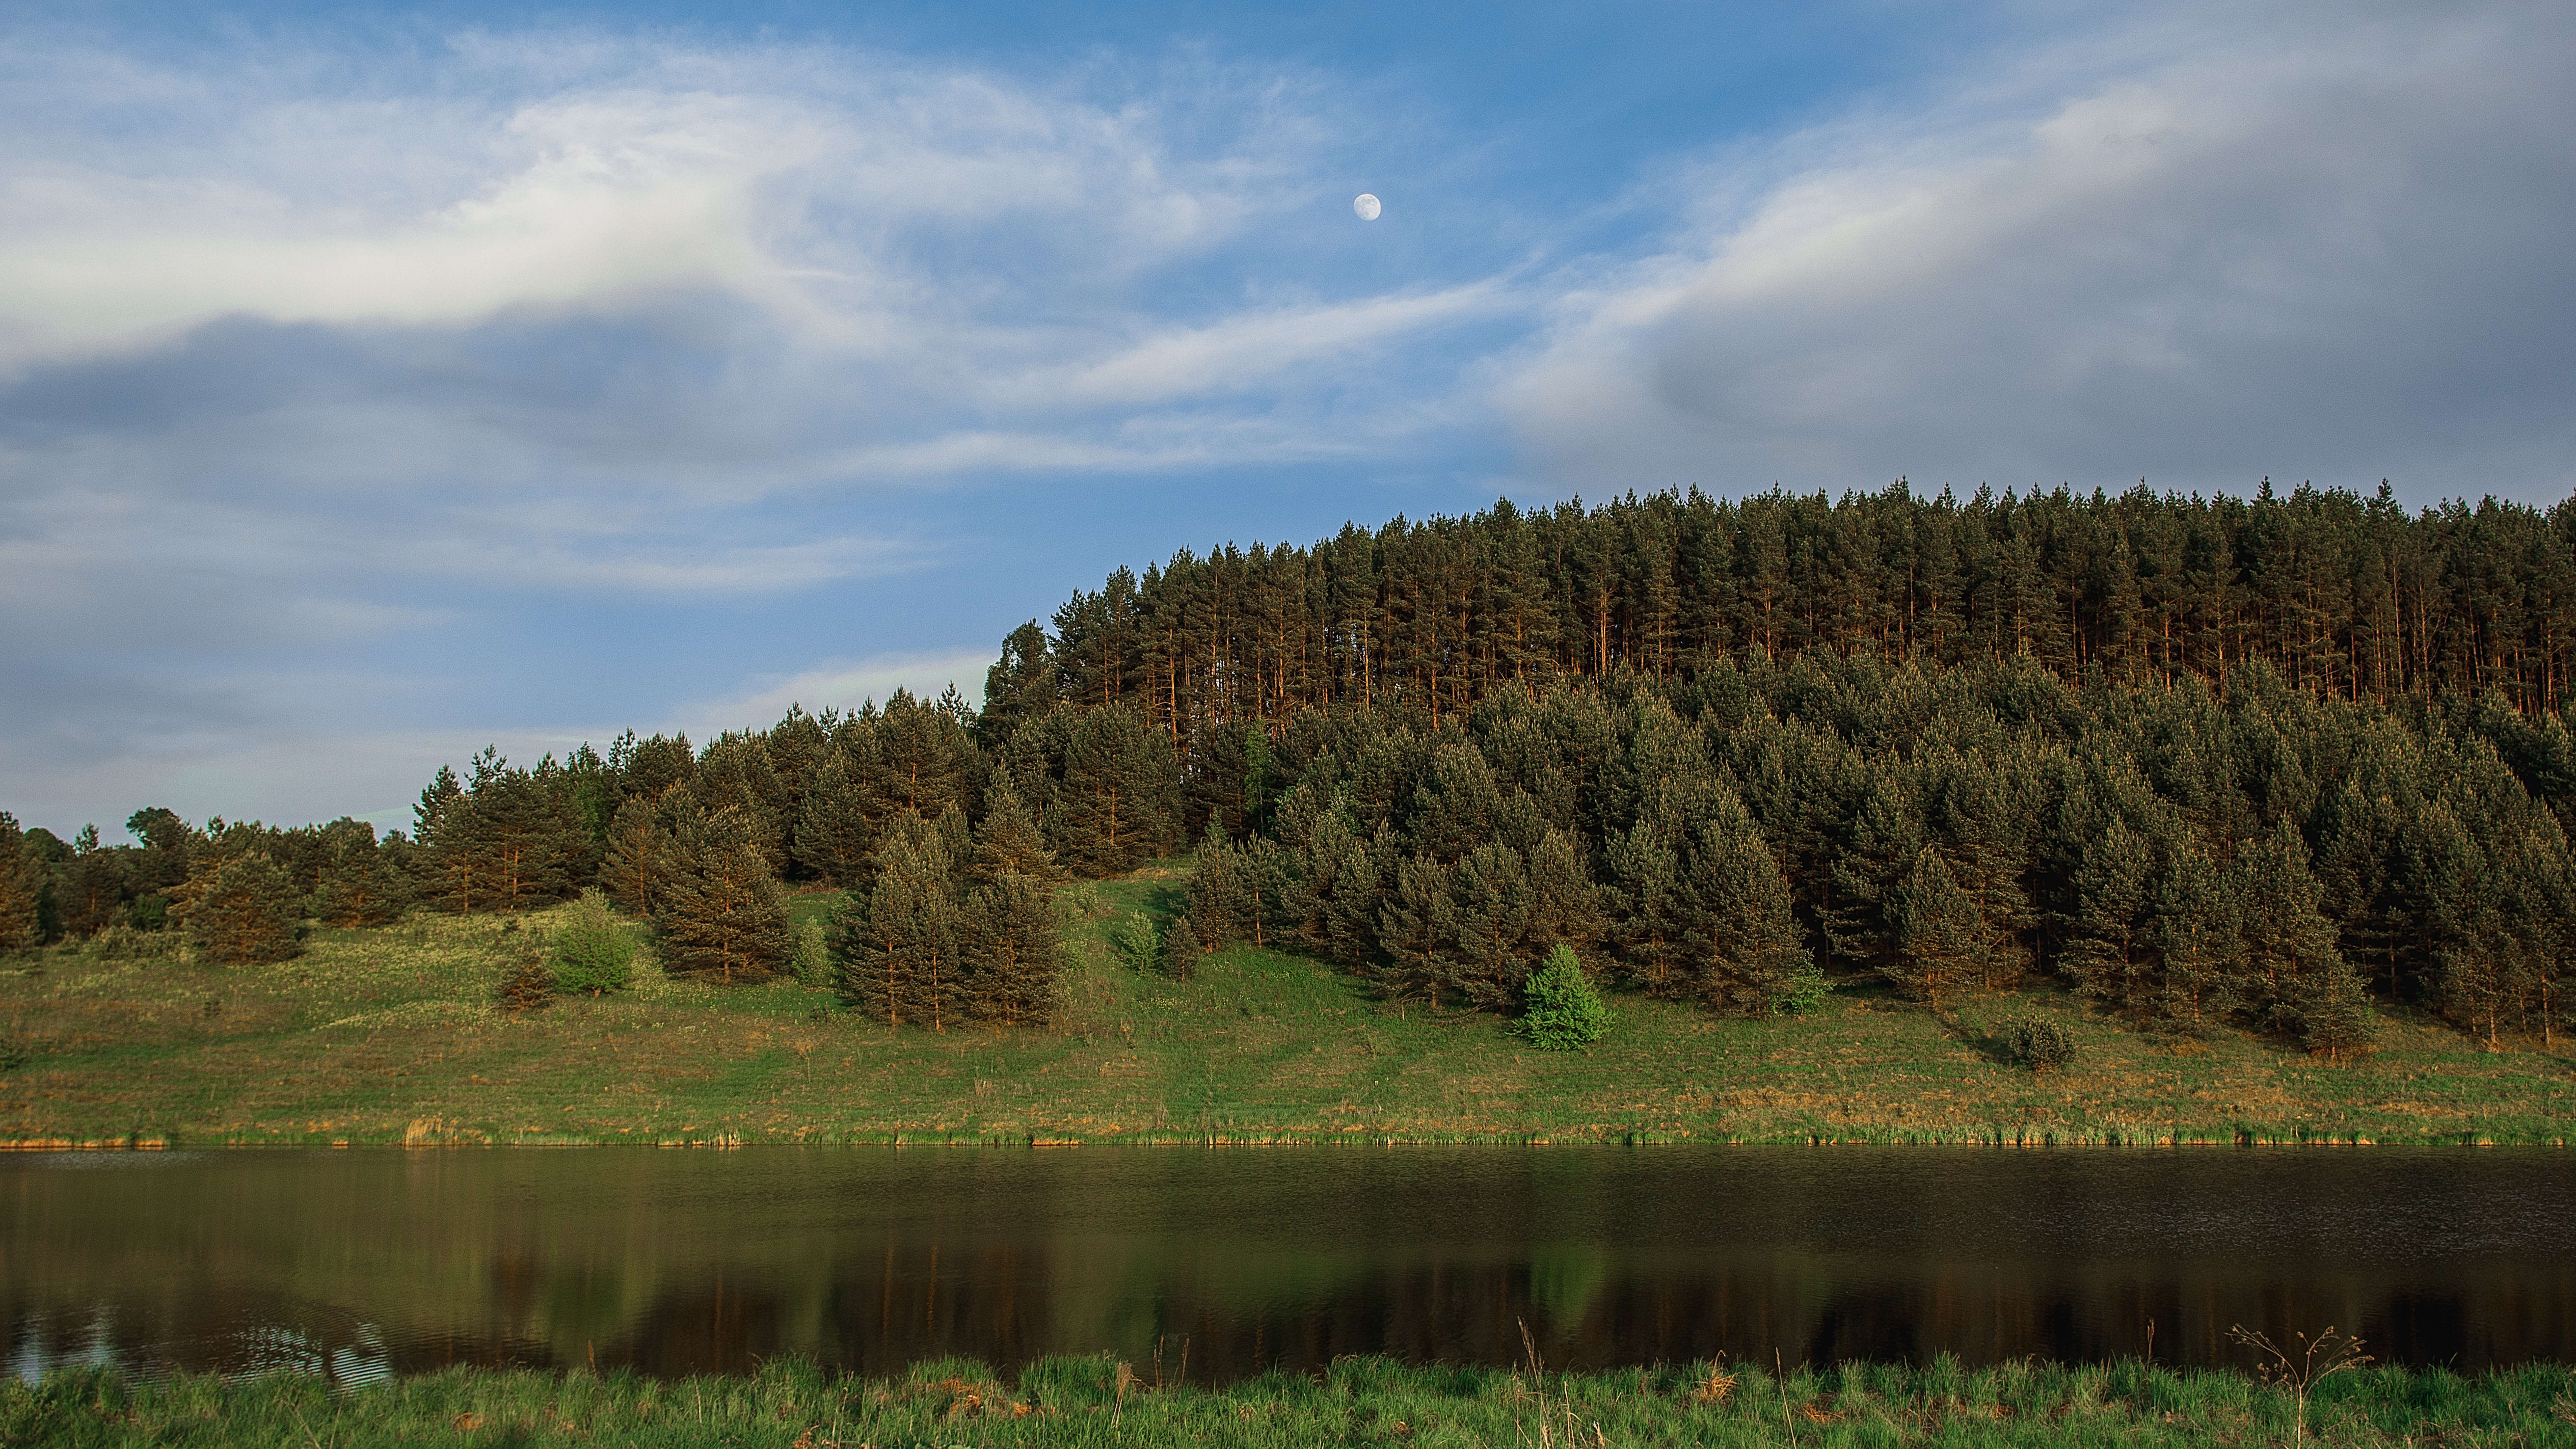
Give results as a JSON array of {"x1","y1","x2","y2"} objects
[{"x1": 5, "y1": 1147, "x2": 2571, "y2": 1384}]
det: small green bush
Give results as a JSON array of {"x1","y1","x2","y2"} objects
[
  {"x1": 1767, "y1": 960, "x2": 1833, "y2": 1017},
  {"x1": 1111, "y1": 911, "x2": 1161, "y2": 972},
  {"x1": 1517, "y1": 944, "x2": 1611, "y2": 1051},
  {"x1": 551, "y1": 890, "x2": 636, "y2": 997},
  {"x1": 2002, "y1": 1016, "x2": 2079, "y2": 1072}
]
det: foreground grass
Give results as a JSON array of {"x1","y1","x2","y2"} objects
[
  {"x1": 2, "y1": 864, "x2": 2572, "y2": 1147},
  {"x1": 10, "y1": 1355, "x2": 2576, "y2": 1447}
]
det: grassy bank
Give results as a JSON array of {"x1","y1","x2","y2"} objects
[
  {"x1": 2, "y1": 866, "x2": 2572, "y2": 1148},
  {"x1": 10, "y1": 1355, "x2": 2576, "y2": 1447}
]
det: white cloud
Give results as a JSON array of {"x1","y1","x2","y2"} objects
[
  {"x1": 1502, "y1": 2, "x2": 2576, "y2": 501},
  {"x1": 668, "y1": 648, "x2": 997, "y2": 742}
]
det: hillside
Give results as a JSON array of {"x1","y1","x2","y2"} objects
[{"x1": 2, "y1": 867, "x2": 2567, "y2": 1148}]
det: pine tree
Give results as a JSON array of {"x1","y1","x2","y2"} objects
[
  {"x1": 2234, "y1": 819, "x2": 2366, "y2": 1047},
  {"x1": 1447, "y1": 842, "x2": 1535, "y2": 1008},
  {"x1": 838, "y1": 826, "x2": 964, "y2": 1027},
  {"x1": 1184, "y1": 822, "x2": 1252, "y2": 947},
  {"x1": 653, "y1": 808, "x2": 791, "y2": 984},
  {"x1": 1160, "y1": 910, "x2": 1202, "y2": 979},
  {"x1": 179, "y1": 852, "x2": 303, "y2": 965},
  {"x1": 976, "y1": 622, "x2": 1060, "y2": 752},
  {"x1": 51, "y1": 830, "x2": 128, "y2": 940},
  {"x1": 1679, "y1": 809, "x2": 1809, "y2": 1016},
  {"x1": 599, "y1": 796, "x2": 676, "y2": 917},
  {"x1": 1886, "y1": 845, "x2": 1988, "y2": 1007},
  {"x1": 2145, "y1": 842, "x2": 2240, "y2": 1030},
  {"x1": 1054, "y1": 704, "x2": 1178, "y2": 874},
  {"x1": 2063, "y1": 818, "x2": 2157, "y2": 1023},
  {"x1": 969, "y1": 786, "x2": 1058, "y2": 884},
  {"x1": 312, "y1": 818, "x2": 409, "y2": 927},
  {"x1": 959, "y1": 873, "x2": 1061, "y2": 1025},
  {"x1": 0, "y1": 812, "x2": 41, "y2": 952},
  {"x1": 792, "y1": 749, "x2": 876, "y2": 887},
  {"x1": 1517, "y1": 943, "x2": 1612, "y2": 1050}
]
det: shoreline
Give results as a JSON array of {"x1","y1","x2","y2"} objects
[{"x1": 9, "y1": 1355, "x2": 2573, "y2": 1446}]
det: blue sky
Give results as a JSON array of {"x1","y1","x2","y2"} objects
[{"x1": 5, "y1": 0, "x2": 2571, "y2": 837}]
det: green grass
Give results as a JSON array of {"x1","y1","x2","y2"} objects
[
  {"x1": 9, "y1": 1355, "x2": 2575, "y2": 1446},
  {"x1": 1, "y1": 861, "x2": 2572, "y2": 1147}
]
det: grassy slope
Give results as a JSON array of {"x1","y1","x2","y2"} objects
[
  {"x1": 1, "y1": 864, "x2": 2571, "y2": 1147},
  {"x1": 9, "y1": 1356, "x2": 2576, "y2": 1448}
]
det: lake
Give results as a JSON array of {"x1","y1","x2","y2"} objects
[{"x1": 5, "y1": 1147, "x2": 2570, "y2": 1384}]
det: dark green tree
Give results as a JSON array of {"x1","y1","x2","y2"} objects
[{"x1": 178, "y1": 852, "x2": 303, "y2": 965}]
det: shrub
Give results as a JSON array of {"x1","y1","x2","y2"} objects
[
  {"x1": 2002, "y1": 1016, "x2": 2079, "y2": 1073},
  {"x1": 1517, "y1": 944, "x2": 1611, "y2": 1051},
  {"x1": 550, "y1": 890, "x2": 635, "y2": 997},
  {"x1": 1111, "y1": 911, "x2": 1160, "y2": 972},
  {"x1": 1767, "y1": 960, "x2": 1833, "y2": 1017}
]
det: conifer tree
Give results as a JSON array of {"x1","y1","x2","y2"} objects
[
  {"x1": 838, "y1": 825, "x2": 964, "y2": 1027},
  {"x1": 1517, "y1": 943, "x2": 1611, "y2": 1050},
  {"x1": 960, "y1": 873, "x2": 1061, "y2": 1025},
  {"x1": 599, "y1": 797, "x2": 676, "y2": 917},
  {"x1": 1679, "y1": 810, "x2": 1809, "y2": 1015},
  {"x1": 1160, "y1": 910, "x2": 1202, "y2": 979},
  {"x1": 1886, "y1": 845, "x2": 1988, "y2": 1007},
  {"x1": 51, "y1": 830, "x2": 128, "y2": 940},
  {"x1": 969, "y1": 785, "x2": 1057, "y2": 884},
  {"x1": 976, "y1": 622, "x2": 1059, "y2": 752},
  {"x1": 1054, "y1": 704, "x2": 1178, "y2": 874},
  {"x1": 2145, "y1": 843, "x2": 2240, "y2": 1030},
  {"x1": 312, "y1": 818, "x2": 409, "y2": 927},
  {"x1": 0, "y1": 812, "x2": 41, "y2": 952},
  {"x1": 653, "y1": 808, "x2": 791, "y2": 983},
  {"x1": 2064, "y1": 818, "x2": 2157, "y2": 1022},
  {"x1": 792, "y1": 749, "x2": 875, "y2": 887},
  {"x1": 1185, "y1": 822, "x2": 1252, "y2": 946},
  {"x1": 1447, "y1": 842, "x2": 1536, "y2": 1008},
  {"x1": 178, "y1": 852, "x2": 303, "y2": 965},
  {"x1": 2234, "y1": 819, "x2": 2367, "y2": 1048}
]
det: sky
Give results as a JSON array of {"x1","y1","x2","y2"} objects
[{"x1": 4, "y1": 0, "x2": 2572, "y2": 838}]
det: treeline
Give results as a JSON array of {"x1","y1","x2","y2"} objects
[
  {"x1": 8, "y1": 485, "x2": 2575, "y2": 1053},
  {"x1": 995, "y1": 480, "x2": 2576, "y2": 739}
]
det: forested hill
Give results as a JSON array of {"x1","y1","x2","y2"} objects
[
  {"x1": 993, "y1": 482, "x2": 2576, "y2": 739},
  {"x1": 7, "y1": 483, "x2": 2576, "y2": 1063}
]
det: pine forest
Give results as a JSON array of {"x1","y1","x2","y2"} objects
[{"x1": 11, "y1": 481, "x2": 2576, "y2": 1061}]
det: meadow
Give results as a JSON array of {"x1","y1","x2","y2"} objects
[
  {"x1": 9, "y1": 1354, "x2": 2575, "y2": 1448},
  {"x1": 2, "y1": 865, "x2": 2571, "y2": 1149}
]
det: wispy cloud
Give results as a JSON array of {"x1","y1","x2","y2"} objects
[{"x1": 1502, "y1": 1, "x2": 2576, "y2": 500}]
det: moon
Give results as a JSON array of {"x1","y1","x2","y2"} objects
[{"x1": 1353, "y1": 193, "x2": 1381, "y2": 221}]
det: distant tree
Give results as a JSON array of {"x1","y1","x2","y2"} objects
[
  {"x1": 792, "y1": 749, "x2": 875, "y2": 887},
  {"x1": 837, "y1": 821, "x2": 964, "y2": 1027},
  {"x1": 0, "y1": 812, "x2": 42, "y2": 952},
  {"x1": 960, "y1": 873, "x2": 1061, "y2": 1026},
  {"x1": 1054, "y1": 704, "x2": 1178, "y2": 874},
  {"x1": 976, "y1": 621, "x2": 1059, "y2": 753},
  {"x1": 599, "y1": 797, "x2": 678, "y2": 917},
  {"x1": 178, "y1": 852, "x2": 303, "y2": 965},
  {"x1": 653, "y1": 808, "x2": 791, "y2": 984},
  {"x1": 1885, "y1": 846, "x2": 1990, "y2": 1008},
  {"x1": 50, "y1": 827, "x2": 128, "y2": 940},
  {"x1": 312, "y1": 818, "x2": 409, "y2": 927}
]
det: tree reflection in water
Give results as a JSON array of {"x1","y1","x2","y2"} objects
[{"x1": 5, "y1": 1147, "x2": 2571, "y2": 1383}]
